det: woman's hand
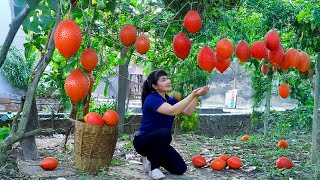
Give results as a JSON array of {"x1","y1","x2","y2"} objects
[{"x1": 194, "y1": 86, "x2": 210, "y2": 97}]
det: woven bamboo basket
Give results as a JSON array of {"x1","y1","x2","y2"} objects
[{"x1": 74, "y1": 120, "x2": 118, "y2": 172}]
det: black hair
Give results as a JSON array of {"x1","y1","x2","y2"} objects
[{"x1": 141, "y1": 69, "x2": 168, "y2": 105}]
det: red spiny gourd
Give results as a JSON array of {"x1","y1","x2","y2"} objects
[
  {"x1": 135, "y1": 35, "x2": 150, "y2": 55},
  {"x1": 40, "y1": 157, "x2": 59, "y2": 171},
  {"x1": 80, "y1": 48, "x2": 98, "y2": 72},
  {"x1": 284, "y1": 48, "x2": 300, "y2": 68},
  {"x1": 216, "y1": 38, "x2": 234, "y2": 60},
  {"x1": 54, "y1": 18, "x2": 82, "y2": 60},
  {"x1": 268, "y1": 46, "x2": 284, "y2": 65},
  {"x1": 215, "y1": 55, "x2": 231, "y2": 73},
  {"x1": 278, "y1": 83, "x2": 290, "y2": 99},
  {"x1": 120, "y1": 24, "x2": 137, "y2": 46},
  {"x1": 191, "y1": 154, "x2": 207, "y2": 168},
  {"x1": 183, "y1": 10, "x2": 202, "y2": 34},
  {"x1": 197, "y1": 46, "x2": 216, "y2": 73},
  {"x1": 173, "y1": 32, "x2": 191, "y2": 59},
  {"x1": 235, "y1": 40, "x2": 251, "y2": 62},
  {"x1": 297, "y1": 51, "x2": 310, "y2": 72},
  {"x1": 264, "y1": 29, "x2": 280, "y2": 51},
  {"x1": 210, "y1": 158, "x2": 226, "y2": 170},
  {"x1": 227, "y1": 157, "x2": 243, "y2": 169},
  {"x1": 276, "y1": 157, "x2": 294, "y2": 169},
  {"x1": 251, "y1": 41, "x2": 267, "y2": 60},
  {"x1": 64, "y1": 68, "x2": 89, "y2": 103}
]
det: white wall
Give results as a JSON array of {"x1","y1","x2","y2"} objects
[
  {"x1": 0, "y1": 0, "x2": 26, "y2": 50},
  {"x1": 0, "y1": 0, "x2": 26, "y2": 99}
]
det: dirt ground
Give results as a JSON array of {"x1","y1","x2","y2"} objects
[{"x1": 9, "y1": 133, "x2": 265, "y2": 180}]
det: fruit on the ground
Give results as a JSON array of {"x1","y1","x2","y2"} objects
[
  {"x1": 191, "y1": 154, "x2": 207, "y2": 168},
  {"x1": 120, "y1": 24, "x2": 137, "y2": 46},
  {"x1": 227, "y1": 157, "x2": 243, "y2": 169},
  {"x1": 240, "y1": 135, "x2": 250, "y2": 141},
  {"x1": 277, "y1": 139, "x2": 289, "y2": 148},
  {"x1": 80, "y1": 48, "x2": 98, "y2": 72},
  {"x1": 135, "y1": 35, "x2": 150, "y2": 55},
  {"x1": 218, "y1": 154, "x2": 230, "y2": 162},
  {"x1": 297, "y1": 51, "x2": 310, "y2": 72},
  {"x1": 183, "y1": 10, "x2": 202, "y2": 34},
  {"x1": 216, "y1": 38, "x2": 234, "y2": 60},
  {"x1": 276, "y1": 157, "x2": 294, "y2": 169},
  {"x1": 173, "y1": 32, "x2": 191, "y2": 59},
  {"x1": 268, "y1": 46, "x2": 284, "y2": 65},
  {"x1": 65, "y1": 68, "x2": 89, "y2": 103},
  {"x1": 197, "y1": 46, "x2": 216, "y2": 72},
  {"x1": 40, "y1": 157, "x2": 58, "y2": 171},
  {"x1": 171, "y1": 91, "x2": 182, "y2": 101},
  {"x1": 210, "y1": 158, "x2": 226, "y2": 170},
  {"x1": 103, "y1": 110, "x2": 120, "y2": 126},
  {"x1": 251, "y1": 41, "x2": 267, "y2": 60},
  {"x1": 284, "y1": 48, "x2": 300, "y2": 68},
  {"x1": 84, "y1": 112, "x2": 100, "y2": 123},
  {"x1": 278, "y1": 83, "x2": 290, "y2": 99},
  {"x1": 235, "y1": 40, "x2": 251, "y2": 62},
  {"x1": 86, "y1": 112, "x2": 104, "y2": 126},
  {"x1": 215, "y1": 55, "x2": 231, "y2": 73},
  {"x1": 264, "y1": 29, "x2": 280, "y2": 51},
  {"x1": 261, "y1": 64, "x2": 269, "y2": 75},
  {"x1": 54, "y1": 18, "x2": 82, "y2": 60}
]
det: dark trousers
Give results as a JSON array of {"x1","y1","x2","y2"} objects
[{"x1": 133, "y1": 128, "x2": 187, "y2": 175}]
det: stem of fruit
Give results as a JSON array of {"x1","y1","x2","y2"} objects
[
  {"x1": 70, "y1": 102, "x2": 77, "y2": 120},
  {"x1": 83, "y1": 73, "x2": 93, "y2": 116}
]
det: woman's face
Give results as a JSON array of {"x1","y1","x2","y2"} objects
[{"x1": 153, "y1": 75, "x2": 172, "y2": 93}]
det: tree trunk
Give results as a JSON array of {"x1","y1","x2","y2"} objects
[
  {"x1": 264, "y1": 73, "x2": 273, "y2": 136},
  {"x1": 116, "y1": 47, "x2": 133, "y2": 134},
  {"x1": 0, "y1": 4, "x2": 61, "y2": 168},
  {"x1": 311, "y1": 53, "x2": 319, "y2": 164},
  {"x1": 19, "y1": 97, "x2": 38, "y2": 159}
]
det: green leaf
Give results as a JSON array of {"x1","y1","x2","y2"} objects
[{"x1": 104, "y1": 79, "x2": 110, "y2": 97}]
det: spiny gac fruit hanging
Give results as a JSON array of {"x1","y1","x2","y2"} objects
[
  {"x1": 278, "y1": 83, "x2": 290, "y2": 99},
  {"x1": 215, "y1": 55, "x2": 231, "y2": 73},
  {"x1": 173, "y1": 32, "x2": 191, "y2": 59},
  {"x1": 120, "y1": 24, "x2": 137, "y2": 46},
  {"x1": 54, "y1": 18, "x2": 82, "y2": 60},
  {"x1": 216, "y1": 38, "x2": 234, "y2": 60},
  {"x1": 284, "y1": 48, "x2": 300, "y2": 68},
  {"x1": 264, "y1": 29, "x2": 280, "y2": 51},
  {"x1": 235, "y1": 40, "x2": 251, "y2": 62},
  {"x1": 297, "y1": 51, "x2": 310, "y2": 72},
  {"x1": 64, "y1": 68, "x2": 89, "y2": 103},
  {"x1": 251, "y1": 41, "x2": 267, "y2": 60},
  {"x1": 268, "y1": 46, "x2": 284, "y2": 65},
  {"x1": 197, "y1": 46, "x2": 215, "y2": 73},
  {"x1": 135, "y1": 35, "x2": 150, "y2": 55},
  {"x1": 183, "y1": 10, "x2": 202, "y2": 34},
  {"x1": 80, "y1": 48, "x2": 98, "y2": 72}
]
